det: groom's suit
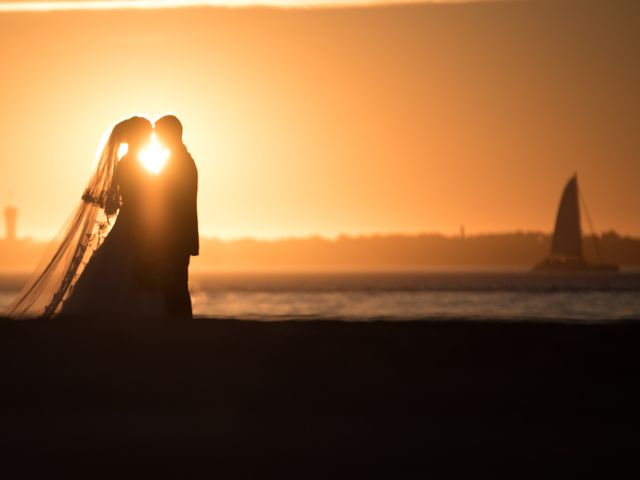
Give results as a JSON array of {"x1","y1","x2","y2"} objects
[{"x1": 161, "y1": 144, "x2": 199, "y2": 316}]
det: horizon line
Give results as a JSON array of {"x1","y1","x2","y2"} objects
[
  {"x1": 0, "y1": 0, "x2": 496, "y2": 13},
  {"x1": 4, "y1": 229, "x2": 634, "y2": 244}
]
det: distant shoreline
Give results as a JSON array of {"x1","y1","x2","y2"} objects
[{"x1": 2, "y1": 231, "x2": 640, "y2": 270}]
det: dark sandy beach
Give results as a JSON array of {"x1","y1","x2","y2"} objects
[{"x1": 1, "y1": 316, "x2": 639, "y2": 476}]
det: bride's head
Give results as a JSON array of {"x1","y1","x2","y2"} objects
[{"x1": 116, "y1": 116, "x2": 152, "y2": 154}]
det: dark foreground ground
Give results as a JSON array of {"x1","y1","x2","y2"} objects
[{"x1": 1, "y1": 316, "x2": 639, "y2": 477}]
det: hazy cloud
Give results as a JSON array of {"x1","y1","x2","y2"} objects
[{"x1": 0, "y1": 0, "x2": 495, "y2": 13}]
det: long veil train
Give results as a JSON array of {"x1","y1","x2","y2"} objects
[{"x1": 6, "y1": 125, "x2": 123, "y2": 319}]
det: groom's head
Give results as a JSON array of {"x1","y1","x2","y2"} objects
[{"x1": 155, "y1": 115, "x2": 183, "y2": 149}]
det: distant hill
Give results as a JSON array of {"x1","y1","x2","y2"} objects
[
  {"x1": 2, "y1": 232, "x2": 639, "y2": 272},
  {"x1": 191, "y1": 232, "x2": 640, "y2": 270}
]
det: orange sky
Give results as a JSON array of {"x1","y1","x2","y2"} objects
[
  {"x1": 0, "y1": 0, "x2": 639, "y2": 240},
  {"x1": 0, "y1": 0, "x2": 479, "y2": 12}
]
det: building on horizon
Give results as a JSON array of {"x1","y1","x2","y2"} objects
[{"x1": 4, "y1": 204, "x2": 17, "y2": 242}]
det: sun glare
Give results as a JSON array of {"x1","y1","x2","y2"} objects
[
  {"x1": 139, "y1": 134, "x2": 170, "y2": 174},
  {"x1": 118, "y1": 143, "x2": 129, "y2": 159}
]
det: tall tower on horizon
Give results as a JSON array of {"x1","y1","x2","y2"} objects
[{"x1": 4, "y1": 202, "x2": 17, "y2": 242}]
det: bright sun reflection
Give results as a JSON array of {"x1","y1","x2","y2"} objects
[
  {"x1": 139, "y1": 134, "x2": 170, "y2": 174},
  {"x1": 118, "y1": 143, "x2": 129, "y2": 159}
]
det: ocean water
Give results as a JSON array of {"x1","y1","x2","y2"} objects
[{"x1": 1, "y1": 270, "x2": 639, "y2": 322}]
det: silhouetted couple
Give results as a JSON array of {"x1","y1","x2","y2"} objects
[{"x1": 10, "y1": 115, "x2": 200, "y2": 319}]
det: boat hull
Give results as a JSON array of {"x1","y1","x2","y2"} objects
[{"x1": 533, "y1": 257, "x2": 619, "y2": 273}]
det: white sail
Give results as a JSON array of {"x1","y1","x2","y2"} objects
[{"x1": 550, "y1": 175, "x2": 582, "y2": 258}]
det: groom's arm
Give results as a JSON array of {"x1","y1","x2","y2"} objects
[{"x1": 189, "y1": 159, "x2": 199, "y2": 256}]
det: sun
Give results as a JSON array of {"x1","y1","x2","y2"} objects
[{"x1": 139, "y1": 134, "x2": 170, "y2": 174}]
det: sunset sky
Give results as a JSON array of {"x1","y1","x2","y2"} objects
[{"x1": 0, "y1": 0, "x2": 638, "y2": 240}]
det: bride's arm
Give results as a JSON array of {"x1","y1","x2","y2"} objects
[{"x1": 104, "y1": 163, "x2": 122, "y2": 216}]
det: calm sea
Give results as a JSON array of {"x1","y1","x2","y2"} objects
[{"x1": 1, "y1": 270, "x2": 639, "y2": 322}]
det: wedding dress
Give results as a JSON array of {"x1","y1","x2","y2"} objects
[
  {"x1": 7, "y1": 120, "x2": 166, "y2": 319},
  {"x1": 61, "y1": 155, "x2": 166, "y2": 317}
]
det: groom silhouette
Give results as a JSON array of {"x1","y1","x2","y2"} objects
[{"x1": 155, "y1": 115, "x2": 199, "y2": 317}]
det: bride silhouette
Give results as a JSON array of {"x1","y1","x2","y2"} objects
[{"x1": 7, "y1": 115, "x2": 196, "y2": 319}]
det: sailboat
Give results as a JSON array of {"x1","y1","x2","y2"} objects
[{"x1": 534, "y1": 175, "x2": 618, "y2": 272}]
